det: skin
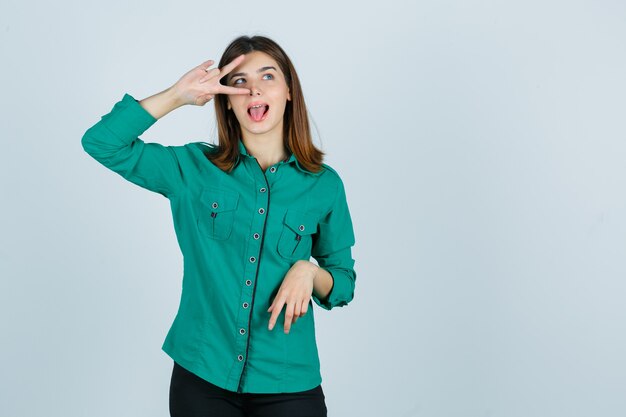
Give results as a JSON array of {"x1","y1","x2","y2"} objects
[
  {"x1": 223, "y1": 50, "x2": 292, "y2": 171},
  {"x1": 267, "y1": 261, "x2": 335, "y2": 334},
  {"x1": 139, "y1": 54, "x2": 252, "y2": 120},
  {"x1": 138, "y1": 53, "x2": 334, "y2": 335}
]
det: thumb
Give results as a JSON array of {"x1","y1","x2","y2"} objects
[{"x1": 197, "y1": 94, "x2": 214, "y2": 105}]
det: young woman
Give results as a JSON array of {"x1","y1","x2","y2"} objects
[{"x1": 81, "y1": 34, "x2": 357, "y2": 417}]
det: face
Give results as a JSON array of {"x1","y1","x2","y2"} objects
[{"x1": 225, "y1": 51, "x2": 291, "y2": 140}]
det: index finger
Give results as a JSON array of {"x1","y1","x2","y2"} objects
[
  {"x1": 218, "y1": 85, "x2": 251, "y2": 95},
  {"x1": 268, "y1": 298, "x2": 285, "y2": 331}
]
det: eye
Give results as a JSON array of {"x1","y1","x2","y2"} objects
[{"x1": 232, "y1": 74, "x2": 273, "y2": 85}]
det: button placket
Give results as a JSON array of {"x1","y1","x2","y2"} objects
[{"x1": 234, "y1": 159, "x2": 272, "y2": 391}]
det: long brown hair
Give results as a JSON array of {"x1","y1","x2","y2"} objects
[{"x1": 207, "y1": 35, "x2": 325, "y2": 174}]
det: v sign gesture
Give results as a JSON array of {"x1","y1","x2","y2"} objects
[{"x1": 171, "y1": 54, "x2": 251, "y2": 107}]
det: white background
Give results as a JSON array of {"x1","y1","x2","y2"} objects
[{"x1": 1, "y1": 0, "x2": 625, "y2": 416}]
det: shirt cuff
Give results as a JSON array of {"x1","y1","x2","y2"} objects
[
  {"x1": 102, "y1": 93, "x2": 158, "y2": 142},
  {"x1": 311, "y1": 268, "x2": 354, "y2": 310}
]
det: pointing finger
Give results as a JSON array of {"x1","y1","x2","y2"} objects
[
  {"x1": 268, "y1": 297, "x2": 285, "y2": 331},
  {"x1": 218, "y1": 85, "x2": 251, "y2": 95}
]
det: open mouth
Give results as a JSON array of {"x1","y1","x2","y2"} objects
[{"x1": 247, "y1": 104, "x2": 270, "y2": 122}]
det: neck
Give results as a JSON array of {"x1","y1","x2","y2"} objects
[{"x1": 240, "y1": 136, "x2": 289, "y2": 169}]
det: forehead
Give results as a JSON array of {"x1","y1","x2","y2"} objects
[{"x1": 230, "y1": 51, "x2": 282, "y2": 76}]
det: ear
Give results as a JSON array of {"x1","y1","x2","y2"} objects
[
  {"x1": 227, "y1": 100, "x2": 232, "y2": 110},
  {"x1": 287, "y1": 88, "x2": 291, "y2": 101}
]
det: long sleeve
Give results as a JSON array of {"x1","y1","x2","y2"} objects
[
  {"x1": 81, "y1": 93, "x2": 184, "y2": 198},
  {"x1": 311, "y1": 176, "x2": 357, "y2": 310}
]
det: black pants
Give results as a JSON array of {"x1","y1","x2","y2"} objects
[{"x1": 169, "y1": 362, "x2": 328, "y2": 417}]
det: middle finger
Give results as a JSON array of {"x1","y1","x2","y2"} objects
[
  {"x1": 284, "y1": 301, "x2": 296, "y2": 334},
  {"x1": 219, "y1": 54, "x2": 247, "y2": 81}
]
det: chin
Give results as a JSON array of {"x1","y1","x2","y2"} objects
[
  {"x1": 245, "y1": 127, "x2": 276, "y2": 136},
  {"x1": 240, "y1": 117, "x2": 277, "y2": 132}
]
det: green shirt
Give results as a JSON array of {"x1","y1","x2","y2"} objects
[{"x1": 81, "y1": 93, "x2": 357, "y2": 393}]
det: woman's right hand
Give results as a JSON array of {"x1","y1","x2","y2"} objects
[{"x1": 170, "y1": 54, "x2": 251, "y2": 106}]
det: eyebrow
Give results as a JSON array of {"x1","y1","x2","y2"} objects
[{"x1": 229, "y1": 66, "x2": 277, "y2": 81}]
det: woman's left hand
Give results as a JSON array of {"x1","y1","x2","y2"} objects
[{"x1": 267, "y1": 260, "x2": 318, "y2": 334}]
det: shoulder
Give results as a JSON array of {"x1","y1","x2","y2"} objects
[
  {"x1": 158, "y1": 141, "x2": 217, "y2": 154},
  {"x1": 168, "y1": 141, "x2": 220, "y2": 162},
  {"x1": 186, "y1": 141, "x2": 219, "y2": 154},
  {"x1": 314, "y1": 163, "x2": 350, "y2": 208},
  {"x1": 159, "y1": 141, "x2": 221, "y2": 177},
  {"x1": 319, "y1": 162, "x2": 347, "y2": 189},
  {"x1": 320, "y1": 162, "x2": 338, "y2": 177}
]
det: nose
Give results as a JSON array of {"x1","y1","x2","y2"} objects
[{"x1": 248, "y1": 81, "x2": 261, "y2": 96}]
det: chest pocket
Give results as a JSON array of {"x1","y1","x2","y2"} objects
[
  {"x1": 197, "y1": 187, "x2": 239, "y2": 240},
  {"x1": 277, "y1": 209, "x2": 319, "y2": 260}
]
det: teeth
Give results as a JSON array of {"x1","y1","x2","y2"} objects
[{"x1": 250, "y1": 104, "x2": 265, "y2": 109}]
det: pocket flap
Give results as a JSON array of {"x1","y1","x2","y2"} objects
[
  {"x1": 283, "y1": 209, "x2": 318, "y2": 236},
  {"x1": 200, "y1": 187, "x2": 239, "y2": 213}
]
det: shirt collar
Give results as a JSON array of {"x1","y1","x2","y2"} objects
[{"x1": 237, "y1": 138, "x2": 321, "y2": 176}]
